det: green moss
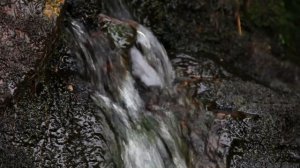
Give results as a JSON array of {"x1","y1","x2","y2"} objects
[{"x1": 100, "y1": 16, "x2": 136, "y2": 48}]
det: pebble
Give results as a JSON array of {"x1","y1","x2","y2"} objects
[{"x1": 67, "y1": 84, "x2": 74, "y2": 92}]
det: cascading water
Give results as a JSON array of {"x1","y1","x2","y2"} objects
[{"x1": 67, "y1": 13, "x2": 188, "y2": 168}]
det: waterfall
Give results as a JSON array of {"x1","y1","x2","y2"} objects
[{"x1": 67, "y1": 14, "x2": 187, "y2": 168}]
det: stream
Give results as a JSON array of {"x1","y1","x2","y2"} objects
[
  {"x1": 67, "y1": 16, "x2": 187, "y2": 167},
  {"x1": 0, "y1": 0, "x2": 299, "y2": 168}
]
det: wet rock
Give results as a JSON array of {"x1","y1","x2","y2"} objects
[
  {"x1": 0, "y1": 0, "x2": 54, "y2": 107},
  {"x1": 0, "y1": 31, "x2": 115, "y2": 167},
  {"x1": 172, "y1": 53, "x2": 300, "y2": 167},
  {"x1": 127, "y1": 0, "x2": 300, "y2": 93},
  {"x1": 0, "y1": 1, "x2": 116, "y2": 166},
  {"x1": 118, "y1": 2, "x2": 300, "y2": 166},
  {"x1": 1, "y1": 0, "x2": 299, "y2": 167}
]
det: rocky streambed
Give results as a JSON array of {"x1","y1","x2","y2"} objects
[{"x1": 0, "y1": 0, "x2": 299, "y2": 167}]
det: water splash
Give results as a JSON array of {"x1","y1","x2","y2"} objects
[
  {"x1": 129, "y1": 28, "x2": 175, "y2": 89},
  {"x1": 103, "y1": 0, "x2": 132, "y2": 19},
  {"x1": 67, "y1": 16, "x2": 187, "y2": 168}
]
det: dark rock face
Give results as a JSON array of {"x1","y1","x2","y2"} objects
[
  {"x1": 0, "y1": 1, "x2": 116, "y2": 167},
  {"x1": 173, "y1": 54, "x2": 300, "y2": 167},
  {"x1": 0, "y1": 1, "x2": 110, "y2": 167},
  {"x1": 0, "y1": 28, "x2": 115, "y2": 167},
  {"x1": 0, "y1": 0, "x2": 53, "y2": 106}
]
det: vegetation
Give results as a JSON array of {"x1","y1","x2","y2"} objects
[{"x1": 244, "y1": 0, "x2": 300, "y2": 63}]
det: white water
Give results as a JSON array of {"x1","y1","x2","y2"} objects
[{"x1": 68, "y1": 18, "x2": 187, "y2": 168}]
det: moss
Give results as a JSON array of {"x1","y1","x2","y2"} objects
[
  {"x1": 44, "y1": 0, "x2": 65, "y2": 18},
  {"x1": 99, "y1": 16, "x2": 136, "y2": 49}
]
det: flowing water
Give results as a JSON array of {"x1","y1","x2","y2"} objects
[
  {"x1": 67, "y1": 14, "x2": 187, "y2": 167},
  {"x1": 1, "y1": 0, "x2": 300, "y2": 167}
]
